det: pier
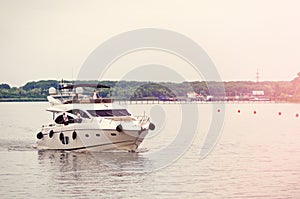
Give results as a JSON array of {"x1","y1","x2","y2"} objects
[{"x1": 115, "y1": 98, "x2": 289, "y2": 105}]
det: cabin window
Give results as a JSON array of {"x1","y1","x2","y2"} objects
[
  {"x1": 96, "y1": 133, "x2": 100, "y2": 137},
  {"x1": 85, "y1": 134, "x2": 89, "y2": 137},
  {"x1": 87, "y1": 109, "x2": 131, "y2": 117},
  {"x1": 67, "y1": 109, "x2": 90, "y2": 119}
]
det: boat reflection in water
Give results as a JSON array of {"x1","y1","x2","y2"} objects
[{"x1": 37, "y1": 150, "x2": 155, "y2": 198}]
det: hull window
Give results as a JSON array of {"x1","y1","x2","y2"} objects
[
  {"x1": 60, "y1": 134, "x2": 69, "y2": 145},
  {"x1": 96, "y1": 133, "x2": 100, "y2": 137},
  {"x1": 65, "y1": 136, "x2": 69, "y2": 145}
]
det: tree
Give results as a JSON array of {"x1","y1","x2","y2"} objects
[
  {"x1": 292, "y1": 72, "x2": 300, "y2": 96},
  {"x1": 22, "y1": 80, "x2": 58, "y2": 91},
  {"x1": 0, "y1": 83, "x2": 10, "y2": 90}
]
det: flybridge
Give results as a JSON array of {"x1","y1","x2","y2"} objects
[{"x1": 48, "y1": 82, "x2": 112, "y2": 105}]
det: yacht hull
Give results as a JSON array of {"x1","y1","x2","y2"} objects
[{"x1": 36, "y1": 126, "x2": 148, "y2": 152}]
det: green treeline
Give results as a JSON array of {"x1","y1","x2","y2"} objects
[{"x1": 0, "y1": 73, "x2": 300, "y2": 102}]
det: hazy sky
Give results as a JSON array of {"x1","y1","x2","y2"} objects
[{"x1": 1, "y1": 0, "x2": 300, "y2": 87}]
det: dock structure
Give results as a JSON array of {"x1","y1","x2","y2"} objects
[{"x1": 114, "y1": 98, "x2": 285, "y2": 105}]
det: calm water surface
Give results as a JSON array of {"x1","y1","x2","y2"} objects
[{"x1": 0, "y1": 102, "x2": 300, "y2": 198}]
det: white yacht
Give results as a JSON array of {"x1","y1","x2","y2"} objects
[{"x1": 36, "y1": 83, "x2": 155, "y2": 152}]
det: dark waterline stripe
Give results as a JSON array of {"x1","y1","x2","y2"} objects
[
  {"x1": 42, "y1": 128, "x2": 140, "y2": 135},
  {"x1": 53, "y1": 140, "x2": 136, "y2": 151}
]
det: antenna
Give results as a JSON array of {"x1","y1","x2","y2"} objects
[{"x1": 72, "y1": 67, "x2": 74, "y2": 83}]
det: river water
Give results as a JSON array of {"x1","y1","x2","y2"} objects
[{"x1": 0, "y1": 102, "x2": 300, "y2": 198}]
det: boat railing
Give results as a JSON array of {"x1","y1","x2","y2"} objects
[
  {"x1": 62, "y1": 97, "x2": 114, "y2": 104},
  {"x1": 136, "y1": 115, "x2": 150, "y2": 126}
]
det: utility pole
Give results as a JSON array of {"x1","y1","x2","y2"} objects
[{"x1": 256, "y1": 68, "x2": 260, "y2": 83}]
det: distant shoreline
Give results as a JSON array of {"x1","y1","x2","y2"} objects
[
  {"x1": 0, "y1": 98, "x2": 47, "y2": 102},
  {"x1": 1, "y1": 79, "x2": 300, "y2": 103},
  {"x1": 1, "y1": 98, "x2": 300, "y2": 104}
]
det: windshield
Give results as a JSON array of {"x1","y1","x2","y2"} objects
[{"x1": 87, "y1": 109, "x2": 131, "y2": 117}]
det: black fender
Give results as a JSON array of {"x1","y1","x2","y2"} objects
[
  {"x1": 59, "y1": 132, "x2": 64, "y2": 141},
  {"x1": 72, "y1": 131, "x2": 77, "y2": 140},
  {"x1": 116, "y1": 124, "x2": 123, "y2": 132},
  {"x1": 36, "y1": 132, "x2": 43, "y2": 139},
  {"x1": 49, "y1": 130, "x2": 54, "y2": 138},
  {"x1": 149, "y1": 123, "x2": 155, "y2": 130}
]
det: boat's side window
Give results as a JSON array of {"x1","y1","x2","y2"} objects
[
  {"x1": 60, "y1": 135, "x2": 69, "y2": 145},
  {"x1": 67, "y1": 109, "x2": 90, "y2": 119},
  {"x1": 65, "y1": 136, "x2": 69, "y2": 145},
  {"x1": 87, "y1": 109, "x2": 131, "y2": 117},
  {"x1": 87, "y1": 110, "x2": 98, "y2": 117}
]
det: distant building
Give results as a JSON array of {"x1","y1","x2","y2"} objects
[
  {"x1": 206, "y1": 95, "x2": 213, "y2": 101},
  {"x1": 251, "y1": 90, "x2": 269, "y2": 101},
  {"x1": 186, "y1": 92, "x2": 204, "y2": 101},
  {"x1": 252, "y1": 90, "x2": 264, "y2": 96}
]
